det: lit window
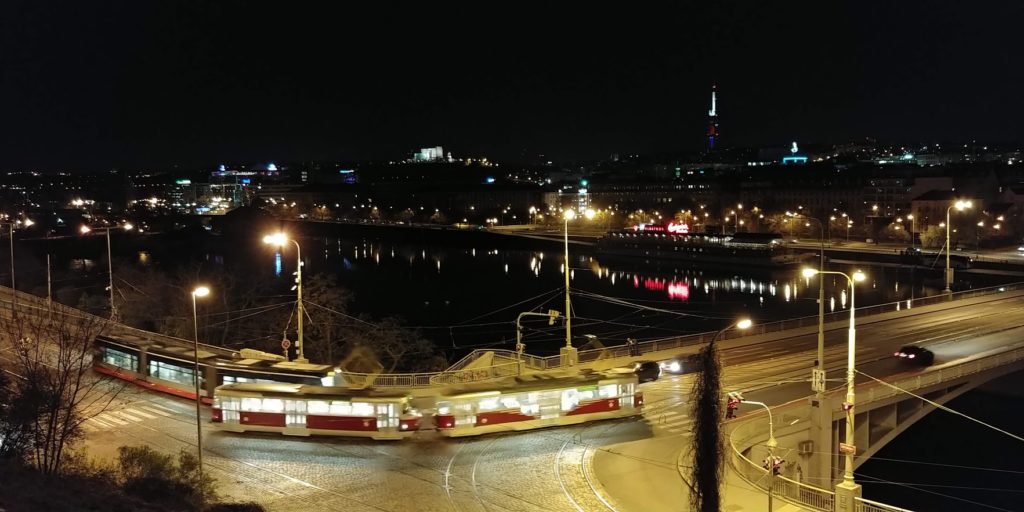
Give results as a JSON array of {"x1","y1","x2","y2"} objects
[{"x1": 307, "y1": 401, "x2": 330, "y2": 414}]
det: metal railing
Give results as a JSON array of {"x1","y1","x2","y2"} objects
[
  {"x1": 729, "y1": 413, "x2": 835, "y2": 511},
  {"x1": 856, "y1": 497, "x2": 914, "y2": 512}
]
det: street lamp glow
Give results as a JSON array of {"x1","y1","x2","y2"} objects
[
  {"x1": 263, "y1": 232, "x2": 288, "y2": 246},
  {"x1": 736, "y1": 318, "x2": 753, "y2": 330},
  {"x1": 262, "y1": 232, "x2": 307, "y2": 362},
  {"x1": 584, "y1": 208, "x2": 595, "y2": 220},
  {"x1": 564, "y1": 209, "x2": 576, "y2": 221},
  {"x1": 80, "y1": 225, "x2": 91, "y2": 234},
  {"x1": 189, "y1": 284, "x2": 210, "y2": 483},
  {"x1": 945, "y1": 200, "x2": 973, "y2": 293}
]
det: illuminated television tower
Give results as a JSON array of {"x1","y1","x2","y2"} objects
[{"x1": 707, "y1": 84, "x2": 719, "y2": 150}]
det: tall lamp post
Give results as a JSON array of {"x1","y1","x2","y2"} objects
[
  {"x1": 190, "y1": 286, "x2": 210, "y2": 482},
  {"x1": 263, "y1": 232, "x2": 307, "y2": 362},
  {"x1": 738, "y1": 399, "x2": 777, "y2": 511},
  {"x1": 800, "y1": 217, "x2": 826, "y2": 403},
  {"x1": 81, "y1": 223, "x2": 134, "y2": 320},
  {"x1": 2, "y1": 218, "x2": 33, "y2": 314},
  {"x1": 802, "y1": 267, "x2": 865, "y2": 506},
  {"x1": 944, "y1": 200, "x2": 972, "y2": 294},
  {"x1": 563, "y1": 209, "x2": 575, "y2": 350}
]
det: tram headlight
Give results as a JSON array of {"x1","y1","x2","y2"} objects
[{"x1": 668, "y1": 361, "x2": 681, "y2": 373}]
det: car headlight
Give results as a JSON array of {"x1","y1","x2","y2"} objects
[{"x1": 668, "y1": 361, "x2": 681, "y2": 373}]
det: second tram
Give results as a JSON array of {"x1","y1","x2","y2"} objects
[{"x1": 434, "y1": 372, "x2": 643, "y2": 437}]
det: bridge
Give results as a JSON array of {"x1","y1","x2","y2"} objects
[{"x1": 2, "y1": 282, "x2": 1022, "y2": 511}]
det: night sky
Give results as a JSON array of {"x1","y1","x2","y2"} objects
[{"x1": 1, "y1": 1, "x2": 1022, "y2": 170}]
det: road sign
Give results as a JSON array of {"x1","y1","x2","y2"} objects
[
  {"x1": 281, "y1": 338, "x2": 292, "y2": 350},
  {"x1": 839, "y1": 443, "x2": 856, "y2": 455},
  {"x1": 812, "y1": 369, "x2": 826, "y2": 392}
]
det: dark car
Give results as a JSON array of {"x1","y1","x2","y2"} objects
[
  {"x1": 894, "y1": 345, "x2": 934, "y2": 366},
  {"x1": 634, "y1": 361, "x2": 662, "y2": 383},
  {"x1": 660, "y1": 353, "x2": 701, "y2": 375}
]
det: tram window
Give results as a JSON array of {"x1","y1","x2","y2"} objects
[
  {"x1": 598, "y1": 384, "x2": 618, "y2": 398},
  {"x1": 561, "y1": 389, "x2": 579, "y2": 411},
  {"x1": 241, "y1": 397, "x2": 262, "y2": 411},
  {"x1": 102, "y1": 347, "x2": 138, "y2": 371},
  {"x1": 436, "y1": 401, "x2": 451, "y2": 415},
  {"x1": 520, "y1": 403, "x2": 540, "y2": 415},
  {"x1": 352, "y1": 402, "x2": 375, "y2": 417},
  {"x1": 308, "y1": 400, "x2": 330, "y2": 414},
  {"x1": 578, "y1": 387, "x2": 597, "y2": 401},
  {"x1": 149, "y1": 361, "x2": 194, "y2": 386},
  {"x1": 499, "y1": 396, "x2": 520, "y2": 409},
  {"x1": 262, "y1": 399, "x2": 284, "y2": 413},
  {"x1": 284, "y1": 400, "x2": 306, "y2": 414},
  {"x1": 329, "y1": 401, "x2": 353, "y2": 416},
  {"x1": 478, "y1": 397, "x2": 500, "y2": 411}
]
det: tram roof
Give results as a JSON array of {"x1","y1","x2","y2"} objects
[
  {"x1": 215, "y1": 382, "x2": 411, "y2": 400},
  {"x1": 97, "y1": 334, "x2": 335, "y2": 377},
  {"x1": 439, "y1": 370, "x2": 635, "y2": 397}
]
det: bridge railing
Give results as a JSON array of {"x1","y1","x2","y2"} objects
[
  {"x1": 728, "y1": 411, "x2": 835, "y2": 511},
  {"x1": 855, "y1": 497, "x2": 914, "y2": 512},
  {"x1": 728, "y1": 338, "x2": 1024, "y2": 511}
]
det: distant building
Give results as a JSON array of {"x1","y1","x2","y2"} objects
[
  {"x1": 413, "y1": 146, "x2": 447, "y2": 162},
  {"x1": 707, "y1": 85, "x2": 719, "y2": 150}
]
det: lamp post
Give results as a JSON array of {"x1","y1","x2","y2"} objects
[
  {"x1": 802, "y1": 267, "x2": 865, "y2": 500},
  {"x1": 739, "y1": 399, "x2": 777, "y2": 511},
  {"x1": 515, "y1": 310, "x2": 560, "y2": 373},
  {"x1": 944, "y1": 200, "x2": 972, "y2": 293},
  {"x1": 191, "y1": 286, "x2": 210, "y2": 482},
  {"x1": 799, "y1": 217, "x2": 826, "y2": 402},
  {"x1": 81, "y1": 223, "x2": 134, "y2": 320},
  {"x1": 1, "y1": 218, "x2": 33, "y2": 314},
  {"x1": 263, "y1": 233, "x2": 307, "y2": 362},
  {"x1": 713, "y1": 317, "x2": 752, "y2": 344},
  {"x1": 907, "y1": 214, "x2": 915, "y2": 249},
  {"x1": 563, "y1": 209, "x2": 575, "y2": 349}
]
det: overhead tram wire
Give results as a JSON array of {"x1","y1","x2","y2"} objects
[
  {"x1": 571, "y1": 289, "x2": 738, "y2": 321},
  {"x1": 851, "y1": 472, "x2": 1015, "y2": 512},
  {"x1": 857, "y1": 370, "x2": 1024, "y2": 444}
]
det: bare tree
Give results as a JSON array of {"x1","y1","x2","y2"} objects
[
  {"x1": 689, "y1": 338, "x2": 724, "y2": 512},
  {"x1": 0, "y1": 309, "x2": 122, "y2": 474}
]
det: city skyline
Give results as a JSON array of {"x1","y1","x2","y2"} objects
[{"x1": 1, "y1": 2, "x2": 1022, "y2": 170}]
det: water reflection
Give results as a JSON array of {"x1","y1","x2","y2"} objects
[{"x1": 267, "y1": 236, "x2": 955, "y2": 349}]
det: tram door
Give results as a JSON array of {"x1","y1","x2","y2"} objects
[{"x1": 376, "y1": 403, "x2": 398, "y2": 430}]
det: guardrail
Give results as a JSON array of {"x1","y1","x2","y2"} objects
[
  {"x1": 855, "y1": 497, "x2": 914, "y2": 512},
  {"x1": 728, "y1": 343, "x2": 1024, "y2": 511},
  {"x1": 729, "y1": 413, "x2": 835, "y2": 511}
]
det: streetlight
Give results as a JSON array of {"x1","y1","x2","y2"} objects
[
  {"x1": 737, "y1": 399, "x2": 777, "y2": 511},
  {"x1": 80, "y1": 222, "x2": 134, "y2": 320},
  {"x1": 713, "y1": 317, "x2": 752, "y2": 344},
  {"x1": 190, "y1": 285, "x2": 210, "y2": 482},
  {"x1": 906, "y1": 214, "x2": 915, "y2": 249},
  {"x1": 263, "y1": 232, "x2": 307, "y2": 362},
  {"x1": 1, "y1": 217, "x2": 32, "y2": 313},
  {"x1": 944, "y1": 200, "x2": 972, "y2": 293},
  {"x1": 515, "y1": 310, "x2": 560, "y2": 373},
  {"x1": 798, "y1": 217, "x2": 826, "y2": 403},
  {"x1": 563, "y1": 209, "x2": 576, "y2": 349},
  {"x1": 801, "y1": 267, "x2": 866, "y2": 499}
]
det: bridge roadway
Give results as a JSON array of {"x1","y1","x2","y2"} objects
[{"x1": 66, "y1": 287, "x2": 1024, "y2": 511}]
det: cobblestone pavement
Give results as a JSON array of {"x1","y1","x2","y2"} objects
[{"x1": 81, "y1": 382, "x2": 663, "y2": 512}]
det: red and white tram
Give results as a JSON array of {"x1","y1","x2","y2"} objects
[
  {"x1": 434, "y1": 372, "x2": 643, "y2": 437},
  {"x1": 212, "y1": 383, "x2": 421, "y2": 440}
]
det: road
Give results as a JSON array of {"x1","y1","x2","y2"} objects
[{"x1": 77, "y1": 290, "x2": 1024, "y2": 511}]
